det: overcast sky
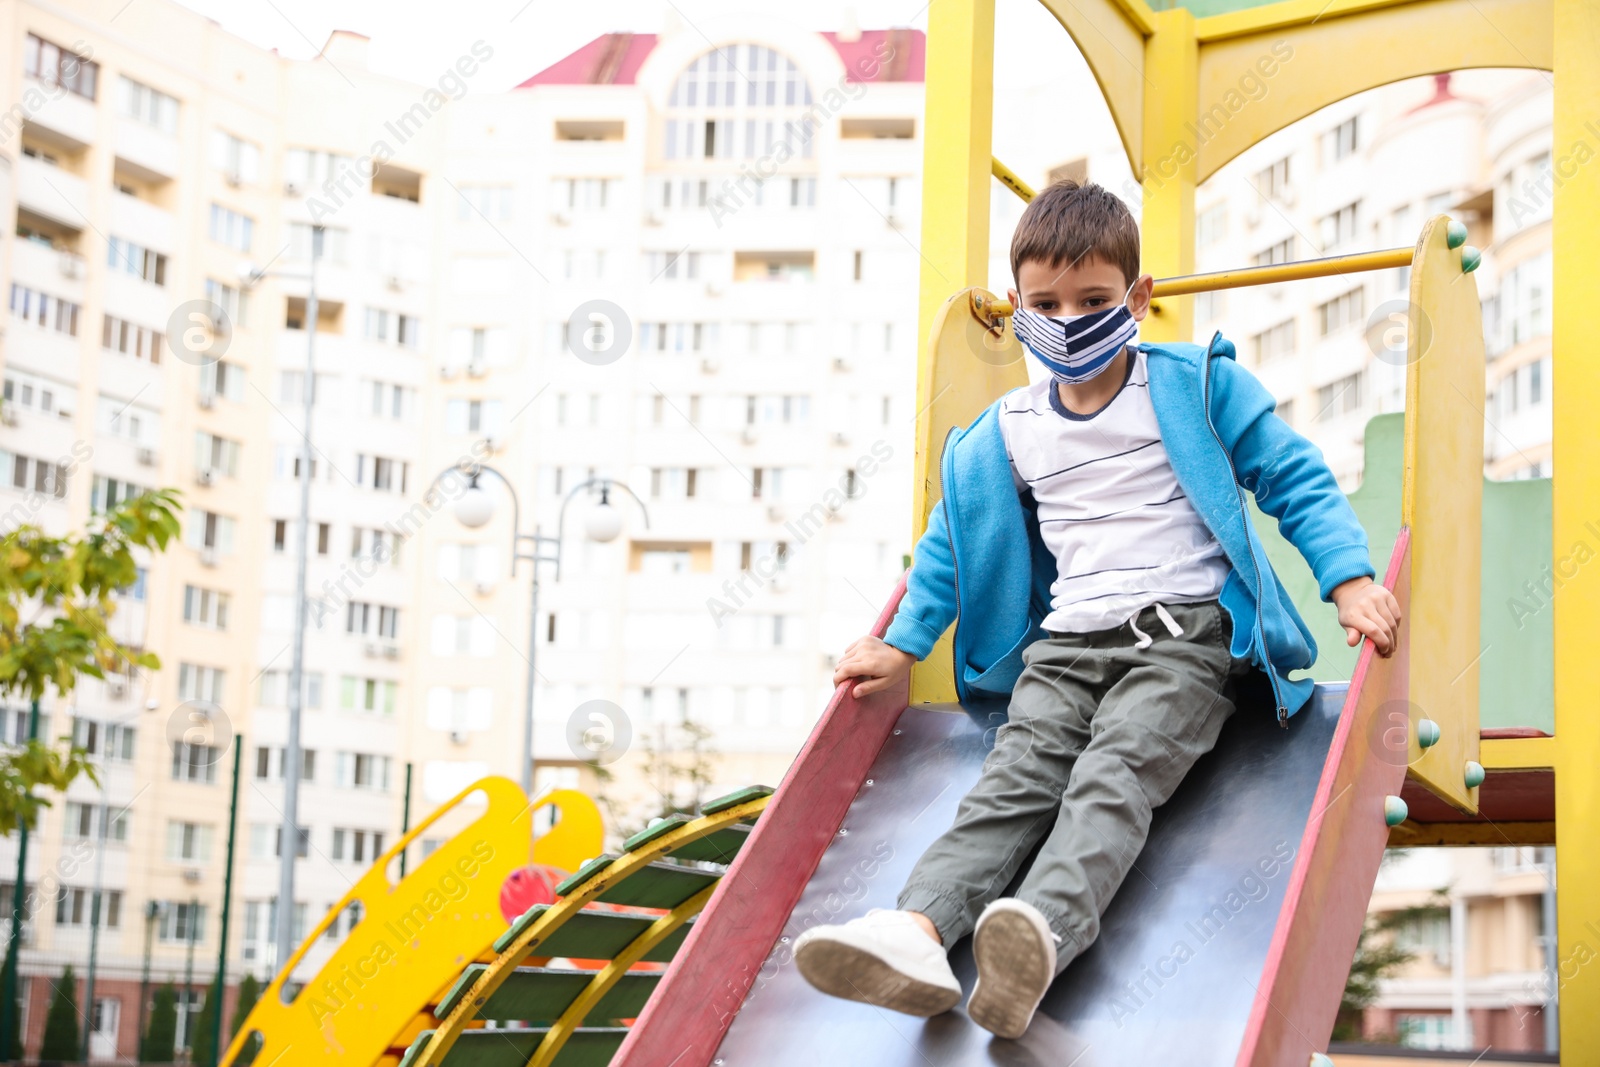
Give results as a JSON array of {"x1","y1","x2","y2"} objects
[{"x1": 167, "y1": 0, "x2": 1127, "y2": 187}]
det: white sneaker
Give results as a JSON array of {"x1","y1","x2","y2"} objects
[
  {"x1": 967, "y1": 898, "x2": 1059, "y2": 1039},
  {"x1": 794, "y1": 909, "x2": 962, "y2": 1016}
]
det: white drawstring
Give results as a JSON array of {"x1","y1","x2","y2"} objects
[{"x1": 1129, "y1": 603, "x2": 1185, "y2": 650}]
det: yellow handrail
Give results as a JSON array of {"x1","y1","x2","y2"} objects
[
  {"x1": 991, "y1": 156, "x2": 1036, "y2": 203},
  {"x1": 1151, "y1": 247, "x2": 1413, "y2": 296},
  {"x1": 969, "y1": 245, "x2": 1416, "y2": 326}
]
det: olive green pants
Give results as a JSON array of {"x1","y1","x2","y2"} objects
[{"x1": 898, "y1": 600, "x2": 1244, "y2": 970}]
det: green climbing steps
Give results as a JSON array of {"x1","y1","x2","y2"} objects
[{"x1": 394, "y1": 786, "x2": 773, "y2": 1067}]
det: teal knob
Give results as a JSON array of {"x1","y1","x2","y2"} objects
[
  {"x1": 1310, "y1": 1055, "x2": 1336, "y2": 1067},
  {"x1": 1417, "y1": 719, "x2": 1440, "y2": 749},
  {"x1": 1384, "y1": 795, "x2": 1409, "y2": 827},
  {"x1": 1461, "y1": 246, "x2": 1482, "y2": 273},
  {"x1": 1445, "y1": 219, "x2": 1469, "y2": 249},
  {"x1": 1465, "y1": 760, "x2": 1486, "y2": 789}
]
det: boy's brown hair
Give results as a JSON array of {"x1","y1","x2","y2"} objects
[{"x1": 1009, "y1": 179, "x2": 1141, "y2": 289}]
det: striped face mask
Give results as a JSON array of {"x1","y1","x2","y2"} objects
[{"x1": 1010, "y1": 282, "x2": 1139, "y2": 384}]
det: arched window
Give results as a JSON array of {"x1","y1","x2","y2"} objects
[{"x1": 664, "y1": 44, "x2": 817, "y2": 162}]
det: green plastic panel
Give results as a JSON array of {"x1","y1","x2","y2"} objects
[
  {"x1": 700, "y1": 785, "x2": 774, "y2": 814},
  {"x1": 405, "y1": 1027, "x2": 629, "y2": 1067},
  {"x1": 554, "y1": 855, "x2": 618, "y2": 897},
  {"x1": 594, "y1": 863, "x2": 721, "y2": 910},
  {"x1": 476, "y1": 966, "x2": 661, "y2": 1024},
  {"x1": 623, "y1": 815, "x2": 693, "y2": 853},
  {"x1": 1251, "y1": 413, "x2": 1553, "y2": 732},
  {"x1": 493, "y1": 905, "x2": 550, "y2": 954},
  {"x1": 1147, "y1": 0, "x2": 1292, "y2": 16},
  {"x1": 664, "y1": 823, "x2": 753, "y2": 864},
  {"x1": 488, "y1": 908, "x2": 696, "y2": 967}
]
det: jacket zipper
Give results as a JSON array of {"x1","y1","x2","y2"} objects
[{"x1": 1200, "y1": 339, "x2": 1289, "y2": 726}]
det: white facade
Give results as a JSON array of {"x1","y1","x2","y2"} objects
[{"x1": 0, "y1": 0, "x2": 923, "y2": 1034}]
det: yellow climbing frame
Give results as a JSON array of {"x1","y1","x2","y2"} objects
[
  {"x1": 913, "y1": 0, "x2": 1596, "y2": 1055},
  {"x1": 221, "y1": 776, "x2": 533, "y2": 1067}
]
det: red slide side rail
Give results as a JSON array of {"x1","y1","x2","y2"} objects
[
  {"x1": 1237, "y1": 530, "x2": 1413, "y2": 1066},
  {"x1": 611, "y1": 575, "x2": 912, "y2": 1067}
]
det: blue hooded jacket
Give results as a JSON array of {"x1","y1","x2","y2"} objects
[{"x1": 882, "y1": 334, "x2": 1375, "y2": 720}]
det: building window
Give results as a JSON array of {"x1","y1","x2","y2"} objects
[
  {"x1": 1318, "y1": 201, "x2": 1360, "y2": 251},
  {"x1": 117, "y1": 75, "x2": 178, "y2": 131},
  {"x1": 64, "y1": 801, "x2": 130, "y2": 842},
  {"x1": 1251, "y1": 319, "x2": 1296, "y2": 364},
  {"x1": 1196, "y1": 204, "x2": 1227, "y2": 247},
  {"x1": 210, "y1": 129, "x2": 261, "y2": 184},
  {"x1": 665, "y1": 44, "x2": 816, "y2": 162},
  {"x1": 1253, "y1": 156, "x2": 1290, "y2": 201},
  {"x1": 170, "y1": 742, "x2": 219, "y2": 784},
  {"x1": 164, "y1": 821, "x2": 214, "y2": 864},
  {"x1": 23, "y1": 34, "x2": 99, "y2": 99},
  {"x1": 157, "y1": 901, "x2": 206, "y2": 943},
  {"x1": 107, "y1": 238, "x2": 167, "y2": 286},
  {"x1": 207, "y1": 204, "x2": 254, "y2": 253},
  {"x1": 1317, "y1": 288, "x2": 1365, "y2": 336},
  {"x1": 1322, "y1": 116, "x2": 1359, "y2": 164},
  {"x1": 10, "y1": 284, "x2": 81, "y2": 336},
  {"x1": 1316, "y1": 372, "x2": 1365, "y2": 422},
  {"x1": 1253, "y1": 238, "x2": 1295, "y2": 267},
  {"x1": 102, "y1": 314, "x2": 164, "y2": 362},
  {"x1": 330, "y1": 829, "x2": 386, "y2": 864},
  {"x1": 56, "y1": 887, "x2": 121, "y2": 928}
]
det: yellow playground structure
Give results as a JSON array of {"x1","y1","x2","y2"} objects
[{"x1": 223, "y1": 0, "x2": 1597, "y2": 1063}]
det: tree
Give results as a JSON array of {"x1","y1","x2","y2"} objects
[
  {"x1": 1334, "y1": 891, "x2": 1450, "y2": 1041},
  {"x1": 140, "y1": 982, "x2": 178, "y2": 1064},
  {"x1": 0, "y1": 490, "x2": 181, "y2": 834},
  {"x1": 189, "y1": 973, "x2": 222, "y2": 1065},
  {"x1": 633, "y1": 719, "x2": 718, "y2": 834},
  {"x1": 230, "y1": 972, "x2": 260, "y2": 1038},
  {"x1": 38, "y1": 965, "x2": 79, "y2": 1063}
]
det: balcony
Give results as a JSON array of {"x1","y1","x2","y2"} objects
[
  {"x1": 25, "y1": 80, "x2": 96, "y2": 148},
  {"x1": 114, "y1": 116, "x2": 180, "y2": 182},
  {"x1": 109, "y1": 189, "x2": 175, "y2": 254},
  {"x1": 11, "y1": 236, "x2": 87, "y2": 302},
  {"x1": 16, "y1": 155, "x2": 89, "y2": 230}
]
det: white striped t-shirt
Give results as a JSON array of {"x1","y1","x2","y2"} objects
[{"x1": 999, "y1": 348, "x2": 1230, "y2": 634}]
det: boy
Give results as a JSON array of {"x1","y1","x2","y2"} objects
[{"x1": 793, "y1": 181, "x2": 1401, "y2": 1039}]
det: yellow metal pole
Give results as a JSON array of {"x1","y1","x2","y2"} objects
[
  {"x1": 907, "y1": 0, "x2": 995, "y2": 704},
  {"x1": 1553, "y1": 0, "x2": 1600, "y2": 1057},
  {"x1": 912, "y1": 0, "x2": 995, "y2": 536},
  {"x1": 991, "y1": 157, "x2": 1036, "y2": 203},
  {"x1": 1138, "y1": 7, "x2": 1198, "y2": 343},
  {"x1": 1152, "y1": 247, "x2": 1413, "y2": 295}
]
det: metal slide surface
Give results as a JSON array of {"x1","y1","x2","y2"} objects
[{"x1": 711, "y1": 684, "x2": 1346, "y2": 1067}]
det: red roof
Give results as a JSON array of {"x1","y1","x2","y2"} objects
[{"x1": 517, "y1": 28, "x2": 925, "y2": 87}]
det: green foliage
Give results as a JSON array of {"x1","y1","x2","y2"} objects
[
  {"x1": 0, "y1": 490, "x2": 180, "y2": 836},
  {"x1": 230, "y1": 972, "x2": 261, "y2": 1037},
  {"x1": 632, "y1": 720, "x2": 718, "y2": 835},
  {"x1": 139, "y1": 982, "x2": 178, "y2": 1064},
  {"x1": 189, "y1": 973, "x2": 222, "y2": 1064},
  {"x1": 38, "y1": 965, "x2": 79, "y2": 1062},
  {"x1": 1334, "y1": 889, "x2": 1451, "y2": 1042}
]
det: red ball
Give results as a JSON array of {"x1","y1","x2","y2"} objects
[{"x1": 499, "y1": 864, "x2": 567, "y2": 924}]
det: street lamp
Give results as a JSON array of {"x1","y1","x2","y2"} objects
[
  {"x1": 427, "y1": 466, "x2": 648, "y2": 794},
  {"x1": 238, "y1": 225, "x2": 323, "y2": 974}
]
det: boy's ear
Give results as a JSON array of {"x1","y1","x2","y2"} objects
[
  {"x1": 1127, "y1": 273, "x2": 1156, "y2": 322},
  {"x1": 1006, "y1": 286, "x2": 1021, "y2": 311}
]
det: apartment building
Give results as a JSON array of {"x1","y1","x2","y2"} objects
[
  {"x1": 0, "y1": 1, "x2": 924, "y2": 1057},
  {"x1": 1186, "y1": 68, "x2": 1553, "y2": 484}
]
